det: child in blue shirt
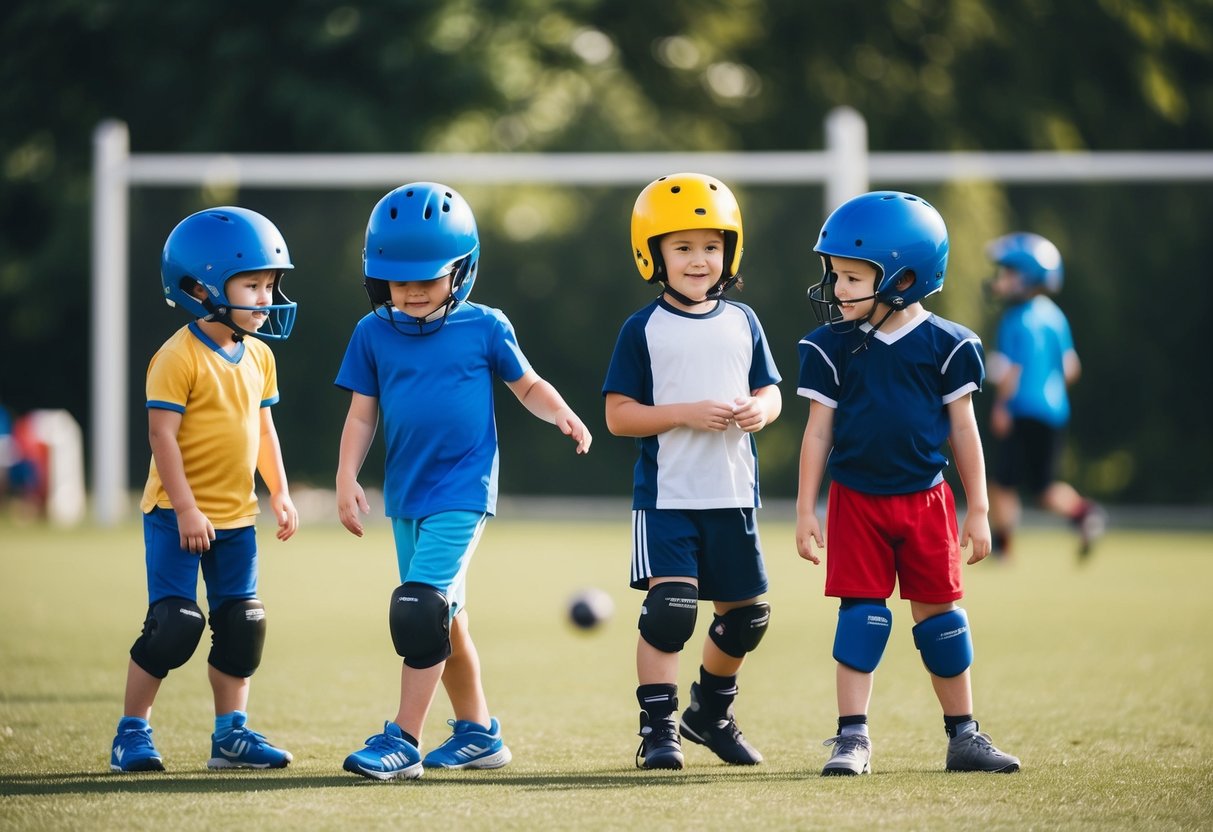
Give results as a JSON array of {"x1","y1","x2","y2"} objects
[{"x1": 335, "y1": 182, "x2": 591, "y2": 780}]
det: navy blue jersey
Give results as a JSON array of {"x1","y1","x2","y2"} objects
[
  {"x1": 335, "y1": 302, "x2": 530, "y2": 519},
  {"x1": 603, "y1": 297, "x2": 781, "y2": 510},
  {"x1": 797, "y1": 311, "x2": 984, "y2": 495}
]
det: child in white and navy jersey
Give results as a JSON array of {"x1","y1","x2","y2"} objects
[{"x1": 603, "y1": 173, "x2": 781, "y2": 770}]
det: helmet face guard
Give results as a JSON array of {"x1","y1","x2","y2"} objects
[
  {"x1": 810, "y1": 191, "x2": 948, "y2": 331},
  {"x1": 160, "y1": 207, "x2": 297, "y2": 340},
  {"x1": 631, "y1": 173, "x2": 743, "y2": 300},
  {"x1": 363, "y1": 182, "x2": 479, "y2": 336},
  {"x1": 986, "y1": 232, "x2": 1064, "y2": 297}
]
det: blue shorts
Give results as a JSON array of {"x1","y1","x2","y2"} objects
[
  {"x1": 391, "y1": 511, "x2": 488, "y2": 616},
  {"x1": 629, "y1": 508, "x2": 768, "y2": 602},
  {"x1": 143, "y1": 507, "x2": 257, "y2": 608}
]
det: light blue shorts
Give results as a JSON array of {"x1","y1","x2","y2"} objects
[{"x1": 391, "y1": 511, "x2": 488, "y2": 615}]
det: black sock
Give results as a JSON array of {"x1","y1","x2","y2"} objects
[
  {"x1": 838, "y1": 714, "x2": 868, "y2": 735},
  {"x1": 401, "y1": 729, "x2": 419, "y2": 747},
  {"x1": 637, "y1": 683, "x2": 678, "y2": 722},
  {"x1": 697, "y1": 667, "x2": 738, "y2": 718},
  {"x1": 944, "y1": 713, "x2": 976, "y2": 738}
]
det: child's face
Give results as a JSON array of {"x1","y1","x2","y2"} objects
[
  {"x1": 988, "y1": 265, "x2": 1026, "y2": 300},
  {"x1": 389, "y1": 275, "x2": 453, "y2": 318},
  {"x1": 659, "y1": 228, "x2": 725, "y2": 304},
  {"x1": 224, "y1": 269, "x2": 279, "y2": 333},
  {"x1": 826, "y1": 256, "x2": 879, "y2": 322}
]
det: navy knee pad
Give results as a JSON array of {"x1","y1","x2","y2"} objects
[
  {"x1": 389, "y1": 582, "x2": 452, "y2": 669},
  {"x1": 708, "y1": 602, "x2": 771, "y2": 658},
  {"x1": 208, "y1": 598, "x2": 267, "y2": 678},
  {"x1": 832, "y1": 601, "x2": 893, "y2": 672},
  {"x1": 638, "y1": 582, "x2": 698, "y2": 653},
  {"x1": 130, "y1": 597, "x2": 206, "y2": 679},
  {"x1": 912, "y1": 608, "x2": 973, "y2": 678}
]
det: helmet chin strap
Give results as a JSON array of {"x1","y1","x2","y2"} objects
[
  {"x1": 661, "y1": 275, "x2": 738, "y2": 308},
  {"x1": 851, "y1": 302, "x2": 899, "y2": 354},
  {"x1": 379, "y1": 293, "x2": 459, "y2": 336}
]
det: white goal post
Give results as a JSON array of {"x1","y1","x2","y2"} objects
[{"x1": 90, "y1": 106, "x2": 1213, "y2": 525}]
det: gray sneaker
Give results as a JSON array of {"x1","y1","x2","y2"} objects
[
  {"x1": 946, "y1": 730, "x2": 1020, "y2": 773},
  {"x1": 821, "y1": 733, "x2": 871, "y2": 776}
]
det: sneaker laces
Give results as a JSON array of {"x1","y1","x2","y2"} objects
[
  {"x1": 635, "y1": 717, "x2": 678, "y2": 768},
  {"x1": 362, "y1": 729, "x2": 406, "y2": 752},
  {"x1": 823, "y1": 733, "x2": 869, "y2": 757},
  {"x1": 223, "y1": 726, "x2": 273, "y2": 750},
  {"x1": 119, "y1": 727, "x2": 157, "y2": 754}
]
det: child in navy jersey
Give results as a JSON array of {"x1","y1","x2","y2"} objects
[
  {"x1": 603, "y1": 173, "x2": 781, "y2": 770},
  {"x1": 795, "y1": 191, "x2": 1019, "y2": 776}
]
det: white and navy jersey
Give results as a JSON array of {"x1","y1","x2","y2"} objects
[
  {"x1": 603, "y1": 297, "x2": 781, "y2": 510},
  {"x1": 335, "y1": 302, "x2": 530, "y2": 519},
  {"x1": 797, "y1": 311, "x2": 984, "y2": 495}
]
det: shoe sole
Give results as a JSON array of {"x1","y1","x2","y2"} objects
[
  {"x1": 110, "y1": 759, "x2": 165, "y2": 773},
  {"x1": 344, "y1": 760, "x2": 424, "y2": 781},
  {"x1": 423, "y1": 747, "x2": 512, "y2": 770},
  {"x1": 947, "y1": 761, "x2": 1020, "y2": 773},
  {"x1": 640, "y1": 749, "x2": 684, "y2": 770},
  {"x1": 821, "y1": 764, "x2": 870, "y2": 776},
  {"x1": 207, "y1": 757, "x2": 291, "y2": 770},
  {"x1": 678, "y1": 722, "x2": 763, "y2": 765}
]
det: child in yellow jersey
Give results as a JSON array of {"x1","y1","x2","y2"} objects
[{"x1": 110, "y1": 207, "x2": 300, "y2": 773}]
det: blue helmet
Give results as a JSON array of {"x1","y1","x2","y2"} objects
[
  {"x1": 809, "y1": 191, "x2": 949, "y2": 328},
  {"x1": 986, "y1": 232, "x2": 1063, "y2": 295},
  {"x1": 160, "y1": 206, "x2": 296, "y2": 340},
  {"x1": 363, "y1": 183, "x2": 480, "y2": 334}
]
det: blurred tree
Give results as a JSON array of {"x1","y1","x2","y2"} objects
[{"x1": 1, "y1": 0, "x2": 1210, "y2": 505}]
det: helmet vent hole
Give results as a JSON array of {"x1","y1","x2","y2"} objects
[
  {"x1": 442, "y1": 202, "x2": 450, "y2": 213},
  {"x1": 405, "y1": 190, "x2": 414, "y2": 197},
  {"x1": 424, "y1": 207, "x2": 433, "y2": 220},
  {"x1": 390, "y1": 207, "x2": 398, "y2": 219},
  {"x1": 709, "y1": 184, "x2": 718, "y2": 190},
  {"x1": 236, "y1": 252, "x2": 243, "y2": 258},
  {"x1": 881, "y1": 195, "x2": 896, "y2": 200},
  {"x1": 854, "y1": 239, "x2": 863, "y2": 246},
  {"x1": 694, "y1": 208, "x2": 706, "y2": 215},
  {"x1": 671, "y1": 186, "x2": 681, "y2": 194}
]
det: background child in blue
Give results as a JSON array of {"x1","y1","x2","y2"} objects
[
  {"x1": 111, "y1": 207, "x2": 299, "y2": 772},
  {"x1": 795, "y1": 191, "x2": 1019, "y2": 776},
  {"x1": 985, "y1": 232, "x2": 1106, "y2": 559},
  {"x1": 603, "y1": 173, "x2": 781, "y2": 770},
  {"x1": 335, "y1": 182, "x2": 592, "y2": 781}
]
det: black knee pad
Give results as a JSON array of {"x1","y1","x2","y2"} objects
[
  {"x1": 389, "y1": 582, "x2": 452, "y2": 669},
  {"x1": 207, "y1": 599, "x2": 267, "y2": 678},
  {"x1": 708, "y1": 602, "x2": 771, "y2": 658},
  {"x1": 130, "y1": 597, "x2": 205, "y2": 679},
  {"x1": 638, "y1": 581, "x2": 698, "y2": 653}
]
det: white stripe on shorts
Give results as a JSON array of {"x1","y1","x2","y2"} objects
[{"x1": 631, "y1": 510, "x2": 651, "y2": 583}]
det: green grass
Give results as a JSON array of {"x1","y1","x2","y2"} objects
[{"x1": 1, "y1": 513, "x2": 1211, "y2": 830}]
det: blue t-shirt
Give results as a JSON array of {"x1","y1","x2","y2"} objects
[
  {"x1": 797, "y1": 311, "x2": 984, "y2": 495},
  {"x1": 603, "y1": 297, "x2": 781, "y2": 510},
  {"x1": 993, "y1": 296, "x2": 1075, "y2": 427},
  {"x1": 334, "y1": 302, "x2": 530, "y2": 519}
]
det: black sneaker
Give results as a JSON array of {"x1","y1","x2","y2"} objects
[
  {"x1": 636, "y1": 711, "x2": 683, "y2": 770},
  {"x1": 946, "y1": 728, "x2": 1020, "y2": 773},
  {"x1": 679, "y1": 683, "x2": 763, "y2": 765}
]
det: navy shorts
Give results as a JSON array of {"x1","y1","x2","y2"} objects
[
  {"x1": 992, "y1": 416, "x2": 1065, "y2": 495},
  {"x1": 630, "y1": 507, "x2": 768, "y2": 602},
  {"x1": 143, "y1": 507, "x2": 257, "y2": 608}
]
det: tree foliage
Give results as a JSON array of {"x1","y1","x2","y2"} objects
[{"x1": 2, "y1": 0, "x2": 1211, "y2": 504}]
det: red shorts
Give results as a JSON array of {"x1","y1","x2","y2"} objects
[{"x1": 824, "y1": 480, "x2": 963, "y2": 603}]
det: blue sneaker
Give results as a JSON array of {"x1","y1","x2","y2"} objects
[
  {"x1": 207, "y1": 711, "x2": 292, "y2": 769},
  {"x1": 343, "y1": 721, "x2": 423, "y2": 781},
  {"x1": 423, "y1": 718, "x2": 512, "y2": 769},
  {"x1": 110, "y1": 717, "x2": 164, "y2": 772}
]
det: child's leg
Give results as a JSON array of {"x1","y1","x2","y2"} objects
[
  {"x1": 122, "y1": 659, "x2": 163, "y2": 720},
  {"x1": 208, "y1": 665, "x2": 250, "y2": 715},
  {"x1": 440, "y1": 609, "x2": 490, "y2": 727},
  {"x1": 395, "y1": 661, "x2": 446, "y2": 743}
]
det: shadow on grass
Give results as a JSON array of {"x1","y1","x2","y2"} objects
[{"x1": 0, "y1": 766, "x2": 817, "y2": 796}]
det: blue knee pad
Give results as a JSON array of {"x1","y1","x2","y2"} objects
[
  {"x1": 912, "y1": 608, "x2": 973, "y2": 678},
  {"x1": 832, "y1": 602, "x2": 893, "y2": 672}
]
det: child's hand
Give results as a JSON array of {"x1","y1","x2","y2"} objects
[
  {"x1": 960, "y1": 510, "x2": 992, "y2": 565},
  {"x1": 176, "y1": 506, "x2": 216, "y2": 554},
  {"x1": 731, "y1": 396, "x2": 768, "y2": 433},
  {"x1": 337, "y1": 480, "x2": 371, "y2": 537},
  {"x1": 271, "y1": 492, "x2": 298, "y2": 542},
  {"x1": 687, "y1": 400, "x2": 738, "y2": 432},
  {"x1": 796, "y1": 514, "x2": 824, "y2": 565},
  {"x1": 556, "y1": 409, "x2": 593, "y2": 455}
]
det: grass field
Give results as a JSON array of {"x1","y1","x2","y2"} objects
[{"x1": 1, "y1": 512, "x2": 1211, "y2": 831}]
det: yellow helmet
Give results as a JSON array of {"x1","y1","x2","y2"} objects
[{"x1": 631, "y1": 173, "x2": 743, "y2": 287}]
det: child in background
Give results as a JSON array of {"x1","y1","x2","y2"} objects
[
  {"x1": 796, "y1": 191, "x2": 1019, "y2": 775},
  {"x1": 336, "y1": 182, "x2": 591, "y2": 780},
  {"x1": 111, "y1": 207, "x2": 299, "y2": 772},
  {"x1": 985, "y1": 232, "x2": 1105, "y2": 559},
  {"x1": 604, "y1": 173, "x2": 781, "y2": 770}
]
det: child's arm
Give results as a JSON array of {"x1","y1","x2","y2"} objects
[
  {"x1": 989, "y1": 362, "x2": 1020, "y2": 439},
  {"x1": 731, "y1": 384, "x2": 782, "y2": 433},
  {"x1": 795, "y1": 402, "x2": 834, "y2": 565},
  {"x1": 257, "y1": 407, "x2": 298, "y2": 542},
  {"x1": 604, "y1": 393, "x2": 738, "y2": 437},
  {"x1": 148, "y1": 408, "x2": 215, "y2": 553},
  {"x1": 336, "y1": 392, "x2": 379, "y2": 536},
  {"x1": 947, "y1": 393, "x2": 992, "y2": 565},
  {"x1": 506, "y1": 369, "x2": 592, "y2": 454}
]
